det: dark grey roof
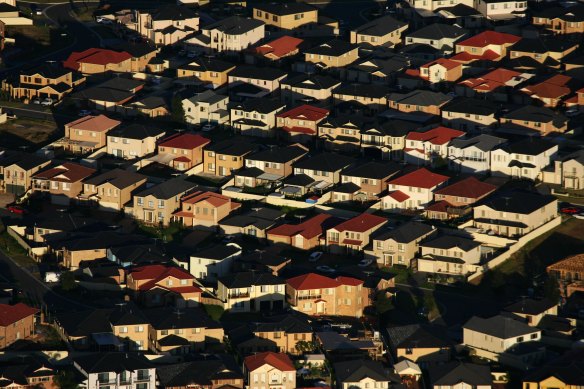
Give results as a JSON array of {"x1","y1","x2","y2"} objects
[
  {"x1": 293, "y1": 152, "x2": 355, "y2": 172},
  {"x1": 348, "y1": 56, "x2": 409, "y2": 76},
  {"x1": 108, "y1": 124, "x2": 165, "y2": 139},
  {"x1": 319, "y1": 114, "x2": 371, "y2": 129},
  {"x1": 84, "y1": 169, "x2": 145, "y2": 189},
  {"x1": 254, "y1": 2, "x2": 315, "y2": 15},
  {"x1": 479, "y1": 190, "x2": 556, "y2": 214},
  {"x1": 135, "y1": 178, "x2": 196, "y2": 199},
  {"x1": 342, "y1": 161, "x2": 399, "y2": 180},
  {"x1": 504, "y1": 298, "x2": 557, "y2": 316},
  {"x1": 428, "y1": 362, "x2": 492, "y2": 386},
  {"x1": 219, "y1": 271, "x2": 284, "y2": 288},
  {"x1": 99, "y1": 77, "x2": 144, "y2": 92},
  {"x1": 143, "y1": 306, "x2": 221, "y2": 330},
  {"x1": 464, "y1": 315, "x2": 539, "y2": 338},
  {"x1": 386, "y1": 324, "x2": 451, "y2": 349},
  {"x1": 187, "y1": 90, "x2": 228, "y2": 105},
  {"x1": 363, "y1": 119, "x2": 419, "y2": 137},
  {"x1": 534, "y1": 4, "x2": 584, "y2": 22},
  {"x1": 74, "y1": 353, "x2": 152, "y2": 373},
  {"x1": 335, "y1": 359, "x2": 399, "y2": 383},
  {"x1": 21, "y1": 64, "x2": 70, "y2": 78},
  {"x1": 281, "y1": 74, "x2": 340, "y2": 90},
  {"x1": 449, "y1": 134, "x2": 507, "y2": 152},
  {"x1": 407, "y1": 23, "x2": 467, "y2": 40},
  {"x1": 502, "y1": 137, "x2": 556, "y2": 156},
  {"x1": 435, "y1": 3, "x2": 482, "y2": 16},
  {"x1": 504, "y1": 106, "x2": 567, "y2": 128},
  {"x1": 72, "y1": 87, "x2": 133, "y2": 103},
  {"x1": 317, "y1": 331, "x2": 375, "y2": 352},
  {"x1": 333, "y1": 182, "x2": 361, "y2": 194},
  {"x1": 192, "y1": 244, "x2": 241, "y2": 260},
  {"x1": 283, "y1": 174, "x2": 314, "y2": 186},
  {"x1": 524, "y1": 357, "x2": 584, "y2": 384},
  {"x1": 247, "y1": 144, "x2": 307, "y2": 163},
  {"x1": 220, "y1": 208, "x2": 283, "y2": 230},
  {"x1": 230, "y1": 65, "x2": 286, "y2": 81},
  {"x1": 353, "y1": 15, "x2": 407, "y2": 37},
  {"x1": 182, "y1": 57, "x2": 235, "y2": 73},
  {"x1": 8, "y1": 154, "x2": 49, "y2": 170},
  {"x1": 511, "y1": 38, "x2": 577, "y2": 55},
  {"x1": 388, "y1": 90, "x2": 451, "y2": 107},
  {"x1": 373, "y1": 222, "x2": 435, "y2": 243},
  {"x1": 231, "y1": 98, "x2": 285, "y2": 114},
  {"x1": 205, "y1": 139, "x2": 258, "y2": 156},
  {"x1": 442, "y1": 97, "x2": 498, "y2": 116},
  {"x1": 150, "y1": 5, "x2": 198, "y2": 21},
  {"x1": 157, "y1": 356, "x2": 242, "y2": 388},
  {"x1": 203, "y1": 16, "x2": 264, "y2": 35},
  {"x1": 420, "y1": 235, "x2": 480, "y2": 252},
  {"x1": 333, "y1": 83, "x2": 389, "y2": 99},
  {"x1": 305, "y1": 39, "x2": 358, "y2": 57}
]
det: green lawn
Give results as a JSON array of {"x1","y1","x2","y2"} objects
[
  {"x1": 203, "y1": 304, "x2": 224, "y2": 321},
  {"x1": 0, "y1": 227, "x2": 38, "y2": 271},
  {"x1": 136, "y1": 222, "x2": 185, "y2": 243}
]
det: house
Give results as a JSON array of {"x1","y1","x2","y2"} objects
[
  {"x1": 229, "y1": 314, "x2": 313, "y2": 355},
  {"x1": 504, "y1": 298, "x2": 558, "y2": 326},
  {"x1": 244, "y1": 352, "x2": 295, "y2": 389},
  {"x1": 173, "y1": 191, "x2": 241, "y2": 229},
  {"x1": 73, "y1": 353, "x2": 156, "y2": 389},
  {"x1": 383, "y1": 168, "x2": 449, "y2": 211},
  {"x1": 463, "y1": 315, "x2": 544, "y2": 368},
  {"x1": 235, "y1": 251, "x2": 291, "y2": 276},
  {"x1": 106, "y1": 124, "x2": 166, "y2": 159},
  {"x1": 217, "y1": 272, "x2": 286, "y2": 312},
  {"x1": 317, "y1": 115, "x2": 369, "y2": 153},
  {"x1": 286, "y1": 273, "x2": 370, "y2": 317},
  {"x1": 387, "y1": 90, "x2": 452, "y2": 115},
  {"x1": 228, "y1": 66, "x2": 287, "y2": 96},
  {"x1": 80, "y1": 169, "x2": 146, "y2": 211},
  {"x1": 254, "y1": 35, "x2": 304, "y2": 61},
  {"x1": 63, "y1": 48, "x2": 133, "y2": 75},
  {"x1": 332, "y1": 83, "x2": 389, "y2": 112},
  {"x1": 2, "y1": 64, "x2": 83, "y2": 102},
  {"x1": 490, "y1": 137, "x2": 558, "y2": 180},
  {"x1": 193, "y1": 16, "x2": 265, "y2": 53},
  {"x1": 125, "y1": 96, "x2": 169, "y2": 118},
  {"x1": 532, "y1": 4, "x2": 584, "y2": 35},
  {"x1": 502, "y1": 106, "x2": 568, "y2": 135},
  {"x1": 476, "y1": 0, "x2": 527, "y2": 20},
  {"x1": 427, "y1": 362, "x2": 493, "y2": 389},
  {"x1": 326, "y1": 213, "x2": 387, "y2": 254},
  {"x1": 473, "y1": 190, "x2": 558, "y2": 237},
  {"x1": 0, "y1": 355, "x2": 57, "y2": 389},
  {"x1": 71, "y1": 77, "x2": 144, "y2": 112},
  {"x1": 386, "y1": 324, "x2": 451, "y2": 364},
  {"x1": 334, "y1": 360, "x2": 398, "y2": 389},
  {"x1": 219, "y1": 208, "x2": 284, "y2": 240},
  {"x1": 280, "y1": 73, "x2": 340, "y2": 105},
  {"x1": 417, "y1": 235, "x2": 482, "y2": 276},
  {"x1": 336, "y1": 162, "x2": 399, "y2": 201},
  {"x1": 317, "y1": 331, "x2": 381, "y2": 361},
  {"x1": 157, "y1": 133, "x2": 210, "y2": 170},
  {"x1": 253, "y1": 2, "x2": 317, "y2": 29},
  {"x1": 183, "y1": 90, "x2": 230, "y2": 126},
  {"x1": 408, "y1": 58, "x2": 463, "y2": 83},
  {"x1": 127, "y1": 264, "x2": 202, "y2": 308},
  {"x1": 292, "y1": 153, "x2": 356, "y2": 192},
  {"x1": 520, "y1": 75, "x2": 576, "y2": 108},
  {"x1": 109, "y1": 42, "x2": 159, "y2": 73},
  {"x1": 508, "y1": 39, "x2": 578, "y2": 68},
  {"x1": 366, "y1": 222, "x2": 436, "y2": 267},
  {"x1": 405, "y1": 0, "x2": 473, "y2": 13},
  {"x1": 0, "y1": 303, "x2": 39, "y2": 348},
  {"x1": 31, "y1": 162, "x2": 96, "y2": 205},
  {"x1": 178, "y1": 243, "x2": 242, "y2": 281},
  {"x1": 457, "y1": 67, "x2": 533, "y2": 99},
  {"x1": 427, "y1": 177, "x2": 497, "y2": 220},
  {"x1": 277, "y1": 104, "x2": 329, "y2": 144},
  {"x1": 547, "y1": 254, "x2": 584, "y2": 298},
  {"x1": 144, "y1": 306, "x2": 224, "y2": 352},
  {"x1": 350, "y1": 15, "x2": 408, "y2": 47},
  {"x1": 523, "y1": 356, "x2": 584, "y2": 389},
  {"x1": 157, "y1": 356, "x2": 244, "y2": 389},
  {"x1": 267, "y1": 213, "x2": 340, "y2": 250},
  {"x1": 440, "y1": 97, "x2": 499, "y2": 131},
  {"x1": 405, "y1": 24, "x2": 467, "y2": 54},
  {"x1": 304, "y1": 39, "x2": 359, "y2": 68},
  {"x1": 345, "y1": 55, "x2": 409, "y2": 85},
  {"x1": 203, "y1": 139, "x2": 258, "y2": 177},
  {"x1": 360, "y1": 119, "x2": 419, "y2": 161},
  {"x1": 404, "y1": 126, "x2": 465, "y2": 165},
  {"x1": 447, "y1": 134, "x2": 507, "y2": 174},
  {"x1": 542, "y1": 150, "x2": 584, "y2": 190},
  {"x1": 234, "y1": 144, "x2": 308, "y2": 188},
  {"x1": 451, "y1": 31, "x2": 521, "y2": 63},
  {"x1": 230, "y1": 98, "x2": 286, "y2": 137},
  {"x1": 176, "y1": 57, "x2": 235, "y2": 88},
  {"x1": 134, "y1": 5, "x2": 199, "y2": 45},
  {"x1": 130, "y1": 178, "x2": 197, "y2": 226},
  {"x1": 63, "y1": 114, "x2": 121, "y2": 154},
  {"x1": 1, "y1": 154, "x2": 50, "y2": 196}
]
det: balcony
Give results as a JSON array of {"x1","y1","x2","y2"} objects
[
  {"x1": 298, "y1": 294, "x2": 321, "y2": 300},
  {"x1": 135, "y1": 375, "x2": 150, "y2": 382},
  {"x1": 32, "y1": 182, "x2": 50, "y2": 191},
  {"x1": 97, "y1": 379, "x2": 117, "y2": 385},
  {"x1": 228, "y1": 292, "x2": 250, "y2": 299}
]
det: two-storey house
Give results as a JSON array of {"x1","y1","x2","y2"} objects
[
  {"x1": 217, "y1": 272, "x2": 286, "y2": 312},
  {"x1": 230, "y1": 98, "x2": 286, "y2": 138},
  {"x1": 244, "y1": 352, "x2": 295, "y2": 389},
  {"x1": 157, "y1": 133, "x2": 210, "y2": 171},
  {"x1": 404, "y1": 126, "x2": 465, "y2": 165},
  {"x1": 107, "y1": 124, "x2": 166, "y2": 159},
  {"x1": 447, "y1": 134, "x2": 507, "y2": 174},
  {"x1": 173, "y1": 190, "x2": 241, "y2": 229},
  {"x1": 64, "y1": 114, "x2": 121, "y2": 154},
  {"x1": 326, "y1": 213, "x2": 387, "y2": 254},
  {"x1": 350, "y1": 15, "x2": 408, "y2": 47},
  {"x1": 31, "y1": 162, "x2": 96, "y2": 205},
  {"x1": 203, "y1": 139, "x2": 259, "y2": 177},
  {"x1": 183, "y1": 90, "x2": 230, "y2": 127},
  {"x1": 80, "y1": 169, "x2": 146, "y2": 211},
  {"x1": 383, "y1": 168, "x2": 449, "y2": 210},
  {"x1": 490, "y1": 137, "x2": 558, "y2": 180}
]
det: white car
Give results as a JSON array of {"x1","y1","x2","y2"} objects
[
  {"x1": 358, "y1": 259, "x2": 374, "y2": 267},
  {"x1": 201, "y1": 123, "x2": 215, "y2": 132},
  {"x1": 574, "y1": 212, "x2": 584, "y2": 220},
  {"x1": 566, "y1": 108, "x2": 581, "y2": 117},
  {"x1": 96, "y1": 17, "x2": 113, "y2": 25},
  {"x1": 40, "y1": 99, "x2": 53, "y2": 106},
  {"x1": 309, "y1": 251, "x2": 323, "y2": 262},
  {"x1": 316, "y1": 265, "x2": 335, "y2": 273},
  {"x1": 32, "y1": 99, "x2": 41, "y2": 105}
]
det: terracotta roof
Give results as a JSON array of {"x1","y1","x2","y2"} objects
[
  {"x1": 336, "y1": 276, "x2": 364, "y2": 286},
  {"x1": 66, "y1": 114, "x2": 121, "y2": 132},
  {"x1": 173, "y1": 156, "x2": 191, "y2": 162},
  {"x1": 457, "y1": 31, "x2": 521, "y2": 48},
  {"x1": 341, "y1": 238, "x2": 363, "y2": 245},
  {"x1": 548, "y1": 254, "x2": 584, "y2": 273},
  {"x1": 277, "y1": 104, "x2": 329, "y2": 121},
  {"x1": 333, "y1": 213, "x2": 386, "y2": 233},
  {"x1": 425, "y1": 200, "x2": 451, "y2": 213},
  {"x1": 406, "y1": 126, "x2": 465, "y2": 145},
  {"x1": 255, "y1": 35, "x2": 304, "y2": 59},
  {"x1": 522, "y1": 75, "x2": 573, "y2": 99},
  {"x1": 0, "y1": 303, "x2": 39, "y2": 326},
  {"x1": 159, "y1": 133, "x2": 210, "y2": 149},
  {"x1": 287, "y1": 273, "x2": 340, "y2": 290},
  {"x1": 282, "y1": 126, "x2": 316, "y2": 135},
  {"x1": 459, "y1": 68, "x2": 522, "y2": 92},
  {"x1": 450, "y1": 49, "x2": 500, "y2": 63},
  {"x1": 434, "y1": 177, "x2": 497, "y2": 199},
  {"x1": 268, "y1": 213, "x2": 333, "y2": 239},
  {"x1": 134, "y1": 264, "x2": 200, "y2": 292},
  {"x1": 244, "y1": 352, "x2": 295, "y2": 372},
  {"x1": 387, "y1": 190, "x2": 409, "y2": 202},
  {"x1": 33, "y1": 162, "x2": 96, "y2": 182},
  {"x1": 63, "y1": 48, "x2": 132, "y2": 71},
  {"x1": 422, "y1": 57, "x2": 461, "y2": 71},
  {"x1": 388, "y1": 168, "x2": 449, "y2": 189},
  {"x1": 181, "y1": 190, "x2": 234, "y2": 207}
]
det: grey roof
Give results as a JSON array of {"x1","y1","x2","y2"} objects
[
  {"x1": 348, "y1": 56, "x2": 409, "y2": 76},
  {"x1": 99, "y1": 77, "x2": 144, "y2": 92},
  {"x1": 333, "y1": 182, "x2": 361, "y2": 194},
  {"x1": 181, "y1": 57, "x2": 235, "y2": 73},
  {"x1": 7, "y1": 154, "x2": 48, "y2": 170},
  {"x1": 220, "y1": 207, "x2": 284, "y2": 230},
  {"x1": 501, "y1": 137, "x2": 556, "y2": 156},
  {"x1": 334, "y1": 360, "x2": 394, "y2": 383},
  {"x1": 254, "y1": 2, "x2": 315, "y2": 15},
  {"x1": 342, "y1": 161, "x2": 399, "y2": 179},
  {"x1": 192, "y1": 244, "x2": 241, "y2": 260},
  {"x1": 230, "y1": 65, "x2": 286, "y2": 81},
  {"x1": 74, "y1": 353, "x2": 152, "y2": 373},
  {"x1": 247, "y1": 144, "x2": 307, "y2": 164},
  {"x1": 157, "y1": 356, "x2": 242, "y2": 388},
  {"x1": 387, "y1": 90, "x2": 451, "y2": 107},
  {"x1": 511, "y1": 38, "x2": 577, "y2": 55},
  {"x1": 135, "y1": 177, "x2": 197, "y2": 199},
  {"x1": 386, "y1": 324, "x2": 451, "y2": 348},
  {"x1": 219, "y1": 271, "x2": 284, "y2": 288},
  {"x1": 372, "y1": 221, "x2": 434, "y2": 243},
  {"x1": 203, "y1": 16, "x2": 264, "y2": 35},
  {"x1": 504, "y1": 298, "x2": 557, "y2": 316},
  {"x1": 108, "y1": 124, "x2": 165, "y2": 139},
  {"x1": 204, "y1": 139, "x2": 258, "y2": 156},
  {"x1": 150, "y1": 5, "x2": 197, "y2": 21},
  {"x1": 231, "y1": 97, "x2": 285, "y2": 114},
  {"x1": 353, "y1": 15, "x2": 407, "y2": 37},
  {"x1": 442, "y1": 97, "x2": 498, "y2": 116},
  {"x1": 316, "y1": 331, "x2": 375, "y2": 352},
  {"x1": 333, "y1": 83, "x2": 389, "y2": 99},
  {"x1": 281, "y1": 74, "x2": 340, "y2": 90},
  {"x1": 449, "y1": 134, "x2": 507, "y2": 152},
  {"x1": 428, "y1": 362, "x2": 492, "y2": 386},
  {"x1": 479, "y1": 190, "x2": 556, "y2": 214},
  {"x1": 305, "y1": 39, "x2": 358, "y2": 56},
  {"x1": 504, "y1": 105, "x2": 567, "y2": 128},
  {"x1": 420, "y1": 235, "x2": 480, "y2": 252},
  {"x1": 363, "y1": 119, "x2": 419, "y2": 137},
  {"x1": 187, "y1": 90, "x2": 228, "y2": 105},
  {"x1": 143, "y1": 306, "x2": 221, "y2": 330},
  {"x1": 464, "y1": 315, "x2": 539, "y2": 339},
  {"x1": 83, "y1": 168, "x2": 145, "y2": 189},
  {"x1": 293, "y1": 152, "x2": 355, "y2": 172},
  {"x1": 435, "y1": 3, "x2": 482, "y2": 17},
  {"x1": 407, "y1": 23, "x2": 467, "y2": 40}
]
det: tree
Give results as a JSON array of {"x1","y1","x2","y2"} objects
[
  {"x1": 55, "y1": 370, "x2": 80, "y2": 389},
  {"x1": 60, "y1": 271, "x2": 77, "y2": 292},
  {"x1": 171, "y1": 94, "x2": 185, "y2": 123},
  {"x1": 295, "y1": 340, "x2": 316, "y2": 354}
]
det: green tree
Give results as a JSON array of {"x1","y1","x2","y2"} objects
[
  {"x1": 295, "y1": 340, "x2": 316, "y2": 354},
  {"x1": 60, "y1": 271, "x2": 77, "y2": 292},
  {"x1": 171, "y1": 94, "x2": 185, "y2": 123},
  {"x1": 543, "y1": 276, "x2": 560, "y2": 302},
  {"x1": 55, "y1": 370, "x2": 80, "y2": 389}
]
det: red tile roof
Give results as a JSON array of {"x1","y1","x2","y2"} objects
[
  {"x1": 0, "y1": 303, "x2": 39, "y2": 326},
  {"x1": 341, "y1": 238, "x2": 363, "y2": 245},
  {"x1": 244, "y1": 352, "x2": 295, "y2": 372},
  {"x1": 387, "y1": 168, "x2": 449, "y2": 189},
  {"x1": 181, "y1": 190, "x2": 234, "y2": 207},
  {"x1": 255, "y1": 35, "x2": 304, "y2": 59},
  {"x1": 425, "y1": 200, "x2": 450, "y2": 213},
  {"x1": 522, "y1": 75, "x2": 573, "y2": 99},
  {"x1": 434, "y1": 177, "x2": 497, "y2": 199},
  {"x1": 33, "y1": 162, "x2": 96, "y2": 182},
  {"x1": 422, "y1": 57, "x2": 461, "y2": 71},
  {"x1": 287, "y1": 273, "x2": 340, "y2": 290},
  {"x1": 268, "y1": 213, "x2": 334, "y2": 239},
  {"x1": 129, "y1": 264, "x2": 196, "y2": 293},
  {"x1": 282, "y1": 126, "x2": 316, "y2": 135},
  {"x1": 457, "y1": 31, "x2": 521, "y2": 48},
  {"x1": 387, "y1": 190, "x2": 409, "y2": 202},
  {"x1": 66, "y1": 114, "x2": 121, "y2": 132},
  {"x1": 450, "y1": 49, "x2": 500, "y2": 63},
  {"x1": 333, "y1": 213, "x2": 386, "y2": 233},
  {"x1": 277, "y1": 104, "x2": 329, "y2": 121},
  {"x1": 336, "y1": 276, "x2": 363, "y2": 286},
  {"x1": 63, "y1": 48, "x2": 132, "y2": 71},
  {"x1": 159, "y1": 133, "x2": 210, "y2": 150},
  {"x1": 406, "y1": 126, "x2": 465, "y2": 145},
  {"x1": 459, "y1": 68, "x2": 522, "y2": 92}
]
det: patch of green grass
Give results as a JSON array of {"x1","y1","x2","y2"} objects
[
  {"x1": 186, "y1": 174, "x2": 228, "y2": 187},
  {"x1": 72, "y1": 5, "x2": 98, "y2": 22},
  {"x1": 0, "y1": 227, "x2": 38, "y2": 270},
  {"x1": 203, "y1": 304, "x2": 224, "y2": 321},
  {"x1": 137, "y1": 221, "x2": 184, "y2": 243}
]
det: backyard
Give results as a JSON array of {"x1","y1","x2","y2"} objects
[{"x1": 0, "y1": 117, "x2": 60, "y2": 149}]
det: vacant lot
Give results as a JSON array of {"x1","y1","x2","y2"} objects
[
  {"x1": 3, "y1": 25, "x2": 74, "y2": 63},
  {"x1": 0, "y1": 117, "x2": 59, "y2": 148}
]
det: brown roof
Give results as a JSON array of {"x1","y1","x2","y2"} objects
[
  {"x1": 66, "y1": 114, "x2": 121, "y2": 132},
  {"x1": 434, "y1": 177, "x2": 497, "y2": 199},
  {"x1": 548, "y1": 254, "x2": 584, "y2": 273},
  {"x1": 33, "y1": 162, "x2": 96, "y2": 183}
]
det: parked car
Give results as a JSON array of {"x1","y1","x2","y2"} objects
[
  {"x1": 358, "y1": 259, "x2": 374, "y2": 267},
  {"x1": 7, "y1": 205, "x2": 26, "y2": 214},
  {"x1": 561, "y1": 207, "x2": 580, "y2": 214},
  {"x1": 309, "y1": 251, "x2": 323, "y2": 262},
  {"x1": 32, "y1": 99, "x2": 41, "y2": 105},
  {"x1": 96, "y1": 17, "x2": 113, "y2": 25},
  {"x1": 566, "y1": 107, "x2": 581, "y2": 117},
  {"x1": 316, "y1": 265, "x2": 335, "y2": 273},
  {"x1": 78, "y1": 109, "x2": 92, "y2": 117},
  {"x1": 574, "y1": 212, "x2": 584, "y2": 220},
  {"x1": 201, "y1": 122, "x2": 216, "y2": 132},
  {"x1": 40, "y1": 98, "x2": 54, "y2": 107}
]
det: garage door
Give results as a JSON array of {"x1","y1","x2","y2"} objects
[
  {"x1": 5, "y1": 184, "x2": 25, "y2": 196},
  {"x1": 99, "y1": 201, "x2": 120, "y2": 212}
]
